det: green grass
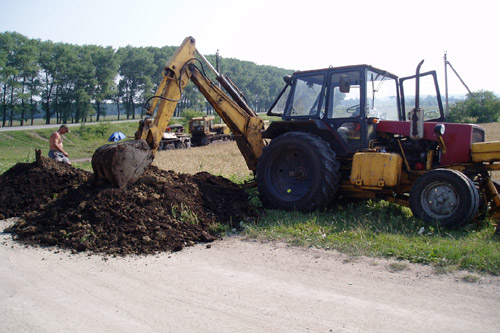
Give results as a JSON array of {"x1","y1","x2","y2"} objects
[
  {"x1": 0, "y1": 122, "x2": 139, "y2": 173},
  {"x1": 243, "y1": 200, "x2": 500, "y2": 275}
]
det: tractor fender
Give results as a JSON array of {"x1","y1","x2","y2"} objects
[{"x1": 263, "y1": 119, "x2": 347, "y2": 156}]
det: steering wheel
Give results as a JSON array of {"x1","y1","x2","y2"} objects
[
  {"x1": 424, "y1": 110, "x2": 440, "y2": 119},
  {"x1": 346, "y1": 104, "x2": 360, "y2": 113}
]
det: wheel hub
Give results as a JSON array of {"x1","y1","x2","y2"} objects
[
  {"x1": 422, "y1": 182, "x2": 458, "y2": 217},
  {"x1": 288, "y1": 166, "x2": 306, "y2": 180}
]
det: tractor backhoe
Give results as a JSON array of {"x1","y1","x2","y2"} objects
[
  {"x1": 92, "y1": 36, "x2": 500, "y2": 231},
  {"x1": 92, "y1": 37, "x2": 265, "y2": 189}
]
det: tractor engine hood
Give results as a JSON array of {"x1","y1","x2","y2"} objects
[{"x1": 377, "y1": 120, "x2": 485, "y2": 166}]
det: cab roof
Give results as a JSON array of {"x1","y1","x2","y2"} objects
[{"x1": 292, "y1": 64, "x2": 398, "y2": 79}]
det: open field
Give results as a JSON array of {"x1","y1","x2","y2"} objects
[
  {"x1": 482, "y1": 122, "x2": 500, "y2": 141},
  {"x1": 153, "y1": 142, "x2": 253, "y2": 183}
]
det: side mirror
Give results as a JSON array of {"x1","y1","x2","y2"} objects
[
  {"x1": 339, "y1": 75, "x2": 350, "y2": 93},
  {"x1": 283, "y1": 75, "x2": 292, "y2": 86}
]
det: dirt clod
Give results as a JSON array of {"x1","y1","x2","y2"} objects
[{"x1": 0, "y1": 155, "x2": 256, "y2": 255}]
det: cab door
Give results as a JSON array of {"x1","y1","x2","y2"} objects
[
  {"x1": 324, "y1": 69, "x2": 364, "y2": 153},
  {"x1": 399, "y1": 71, "x2": 445, "y2": 122}
]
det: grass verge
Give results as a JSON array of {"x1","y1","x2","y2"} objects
[{"x1": 243, "y1": 199, "x2": 500, "y2": 275}]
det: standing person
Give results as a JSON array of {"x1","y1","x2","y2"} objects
[{"x1": 48, "y1": 124, "x2": 71, "y2": 164}]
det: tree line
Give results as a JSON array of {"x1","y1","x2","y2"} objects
[
  {"x1": 446, "y1": 90, "x2": 500, "y2": 123},
  {"x1": 0, "y1": 32, "x2": 291, "y2": 127}
]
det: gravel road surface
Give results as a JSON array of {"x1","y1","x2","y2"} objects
[{"x1": 1, "y1": 218, "x2": 499, "y2": 333}]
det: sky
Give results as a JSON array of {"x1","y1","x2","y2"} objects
[{"x1": 1, "y1": 0, "x2": 499, "y2": 95}]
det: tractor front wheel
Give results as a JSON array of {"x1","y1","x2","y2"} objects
[
  {"x1": 410, "y1": 169, "x2": 479, "y2": 228},
  {"x1": 257, "y1": 132, "x2": 340, "y2": 211}
]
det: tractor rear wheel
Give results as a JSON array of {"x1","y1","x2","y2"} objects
[
  {"x1": 495, "y1": 180, "x2": 500, "y2": 235},
  {"x1": 257, "y1": 132, "x2": 340, "y2": 211},
  {"x1": 493, "y1": 180, "x2": 500, "y2": 193},
  {"x1": 409, "y1": 169, "x2": 479, "y2": 228}
]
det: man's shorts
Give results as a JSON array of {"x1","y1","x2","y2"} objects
[{"x1": 48, "y1": 150, "x2": 70, "y2": 164}]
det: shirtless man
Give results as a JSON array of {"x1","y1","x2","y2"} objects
[{"x1": 49, "y1": 125, "x2": 71, "y2": 164}]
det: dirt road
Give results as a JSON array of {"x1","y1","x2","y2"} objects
[{"x1": 1, "y1": 218, "x2": 499, "y2": 333}]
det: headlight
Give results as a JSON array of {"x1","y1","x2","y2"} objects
[{"x1": 434, "y1": 124, "x2": 445, "y2": 136}]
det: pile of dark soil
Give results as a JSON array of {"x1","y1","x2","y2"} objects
[
  {"x1": 0, "y1": 153, "x2": 92, "y2": 219},
  {"x1": 1, "y1": 154, "x2": 256, "y2": 255}
]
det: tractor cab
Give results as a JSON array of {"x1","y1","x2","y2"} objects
[{"x1": 266, "y1": 65, "x2": 445, "y2": 156}]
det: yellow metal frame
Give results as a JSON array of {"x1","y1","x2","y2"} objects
[
  {"x1": 135, "y1": 36, "x2": 265, "y2": 171},
  {"x1": 137, "y1": 37, "x2": 197, "y2": 152},
  {"x1": 471, "y1": 141, "x2": 500, "y2": 163}
]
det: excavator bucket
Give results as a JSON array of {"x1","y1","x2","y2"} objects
[{"x1": 92, "y1": 140, "x2": 154, "y2": 189}]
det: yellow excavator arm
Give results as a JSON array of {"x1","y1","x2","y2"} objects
[
  {"x1": 136, "y1": 36, "x2": 265, "y2": 170},
  {"x1": 93, "y1": 37, "x2": 265, "y2": 188},
  {"x1": 135, "y1": 37, "x2": 197, "y2": 153}
]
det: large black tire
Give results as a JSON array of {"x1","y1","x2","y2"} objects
[
  {"x1": 492, "y1": 180, "x2": 500, "y2": 235},
  {"x1": 256, "y1": 132, "x2": 340, "y2": 211},
  {"x1": 409, "y1": 169, "x2": 479, "y2": 228},
  {"x1": 465, "y1": 176, "x2": 480, "y2": 220},
  {"x1": 493, "y1": 180, "x2": 500, "y2": 193},
  {"x1": 175, "y1": 141, "x2": 187, "y2": 149}
]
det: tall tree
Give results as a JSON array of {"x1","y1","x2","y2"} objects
[
  {"x1": 0, "y1": 32, "x2": 15, "y2": 126},
  {"x1": 51, "y1": 43, "x2": 78, "y2": 123},
  {"x1": 15, "y1": 37, "x2": 39, "y2": 125},
  {"x1": 1, "y1": 31, "x2": 298, "y2": 124},
  {"x1": 447, "y1": 90, "x2": 500, "y2": 123},
  {"x1": 89, "y1": 45, "x2": 117, "y2": 121},
  {"x1": 72, "y1": 45, "x2": 98, "y2": 122},
  {"x1": 117, "y1": 46, "x2": 154, "y2": 119},
  {"x1": 145, "y1": 45, "x2": 176, "y2": 85},
  {"x1": 39, "y1": 41, "x2": 71, "y2": 124},
  {"x1": 0, "y1": 32, "x2": 22, "y2": 126}
]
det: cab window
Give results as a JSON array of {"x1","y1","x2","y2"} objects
[
  {"x1": 366, "y1": 70, "x2": 399, "y2": 120},
  {"x1": 328, "y1": 71, "x2": 361, "y2": 119},
  {"x1": 286, "y1": 74, "x2": 325, "y2": 117},
  {"x1": 328, "y1": 71, "x2": 362, "y2": 150},
  {"x1": 400, "y1": 72, "x2": 444, "y2": 121}
]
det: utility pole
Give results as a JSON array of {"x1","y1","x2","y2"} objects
[
  {"x1": 215, "y1": 50, "x2": 221, "y2": 116},
  {"x1": 444, "y1": 52, "x2": 449, "y2": 115},
  {"x1": 444, "y1": 52, "x2": 475, "y2": 108},
  {"x1": 216, "y1": 49, "x2": 220, "y2": 86}
]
